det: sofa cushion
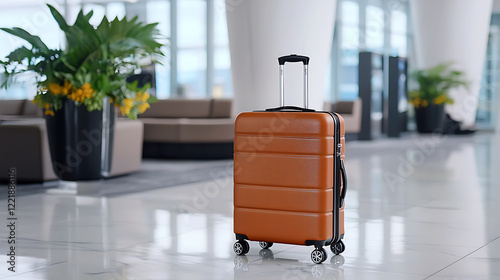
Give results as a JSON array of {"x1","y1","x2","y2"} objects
[
  {"x1": 139, "y1": 99, "x2": 211, "y2": 118},
  {"x1": 210, "y1": 99, "x2": 232, "y2": 118},
  {"x1": 0, "y1": 121, "x2": 56, "y2": 182},
  {"x1": 141, "y1": 118, "x2": 234, "y2": 143},
  {"x1": 178, "y1": 119, "x2": 234, "y2": 143},
  {"x1": 324, "y1": 99, "x2": 362, "y2": 134},
  {"x1": 22, "y1": 100, "x2": 43, "y2": 116},
  {"x1": 332, "y1": 101, "x2": 354, "y2": 114},
  {"x1": 141, "y1": 118, "x2": 183, "y2": 142},
  {"x1": 0, "y1": 99, "x2": 25, "y2": 115}
]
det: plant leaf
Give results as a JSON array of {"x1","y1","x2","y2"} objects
[
  {"x1": 0, "y1": 27, "x2": 49, "y2": 53},
  {"x1": 47, "y1": 4, "x2": 69, "y2": 31}
]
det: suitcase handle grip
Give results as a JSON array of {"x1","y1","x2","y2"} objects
[
  {"x1": 278, "y1": 54, "x2": 310, "y2": 65},
  {"x1": 278, "y1": 54, "x2": 309, "y2": 108},
  {"x1": 339, "y1": 158, "x2": 347, "y2": 207},
  {"x1": 265, "y1": 106, "x2": 315, "y2": 112}
]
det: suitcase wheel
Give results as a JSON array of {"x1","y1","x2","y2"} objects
[
  {"x1": 311, "y1": 248, "x2": 327, "y2": 264},
  {"x1": 233, "y1": 240, "x2": 250, "y2": 256},
  {"x1": 330, "y1": 240, "x2": 345, "y2": 255},
  {"x1": 259, "y1": 241, "x2": 273, "y2": 249}
]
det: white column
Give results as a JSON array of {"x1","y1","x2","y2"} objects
[
  {"x1": 226, "y1": 0, "x2": 336, "y2": 114},
  {"x1": 410, "y1": 0, "x2": 493, "y2": 128}
]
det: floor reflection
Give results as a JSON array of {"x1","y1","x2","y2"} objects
[{"x1": 233, "y1": 250, "x2": 345, "y2": 280}]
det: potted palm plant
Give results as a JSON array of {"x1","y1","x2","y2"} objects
[
  {"x1": 409, "y1": 63, "x2": 468, "y2": 133},
  {"x1": 0, "y1": 4, "x2": 165, "y2": 181}
]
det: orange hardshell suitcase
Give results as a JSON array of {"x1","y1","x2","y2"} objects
[{"x1": 233, "y1": 55, "x2": 347, "y2": 264}]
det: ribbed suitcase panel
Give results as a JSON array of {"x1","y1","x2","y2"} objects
[
  {"x1": 234, "y1": 153, "x2": 333, "y2": 188},
  {"x1": 234, "y1": 135, "x2": 334, "y2": 155},
  {"x1": 234, "y1": 184, "x2": 334, "y2": 213},
  {"x1": 234, "y1": 207, "x2": 333, "y2": 245},
  {"x1": 235, "y1": 112, "x2": 334, "y2": 137}
]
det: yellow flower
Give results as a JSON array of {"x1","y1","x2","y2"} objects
[
  {"x1": 433, "y1": 94, "x2": 447, "y2": 105},
  {"x1": 69, "y1": 89, "x2": 83, "y2": 102},
  {"x1": 81, "y1": 83, "x2": 93, "y2": 98},
  {"x1": 68, "y1": 83, "x2": 94, "y2": 102},
  {"x1": 44, "y1": 103, "x2": 54, "y2": 116},
  {"x1": 411, "y1": 97, "x2": 421, "y2": 108},
  {"x1": 49, "y1": 83, "x2": 62, "y2": 95},
  {"x1": 134, "y1": 92, "x2": 142, "y2": 101},
  {"x1": 49, "y1": 81, "x2": 73, "y2": 96},
  {"x1": 138, "y1": 102, "x2": 150, "y2": 113},
  {"x1": 62, "y1": 81, "x2": 72, "y2": 95},
  {"x1": 421, "y1": 100, "x2": 428, "y2": 107},
  {"x1": 120, "y1": 98, "x2": 134, "y2": 116},
  {"x1": 135, "y1": 92, "x2": 150, "y2": 102}
]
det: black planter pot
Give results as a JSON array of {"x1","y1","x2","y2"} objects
[
  {"x1": 45, "y1": 99, "x2": 115, "y2": 181},
  {"x1": 414, "y1": 104, "x2": 445, "y2": 133}
]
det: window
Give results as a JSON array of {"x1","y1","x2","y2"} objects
[
  {"x1": 365, "y1": 5, "x2": 384, "y2": 51},
  {"x1": 213, "y1": 0, "x2": 232, "y2": 98},
  {"x1": 337, "y1": 1, "x2": 360, "y2": 101},
  {"x1": 330, "y1": 0, "x2": 410, "y2": 102},
  {"x1": 477, "y1": 21, "x2": 500, "y2": 129},
  {"x1": 391, "y1": 9, "x2": 407, "y2": 56},
  {"x1": 0, "y1": 2, "x2": 64, "y2": 99},
  {"x1": 146, "y1": 1, "x2": 171, "y2": 99},
  {"x1": 177, "y1": 0, "x2": 207, "y2": 98}
]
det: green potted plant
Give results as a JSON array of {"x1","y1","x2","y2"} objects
[
  {"x1": 0, "y1": 4, "x2": 165, "y2": 181},
  {"x1": 409, "y1": 63, "x2": 468, "y2": 133}
]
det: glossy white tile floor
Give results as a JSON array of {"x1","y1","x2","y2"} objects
[{"x1": 1, "y1": 133, "x2": 500, "y2": 279}]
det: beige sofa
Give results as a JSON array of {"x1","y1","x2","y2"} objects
[
  {"x1": 139, "y1": 99, "x2": 234, "y2": 159},
  {"x1": 0, "y1": 99, "x2": 42, "y2": 121},
  {"x1": 0, "y1": 100, "x2": 144, "y2": 182},
  {"x1": 324, "y1": 98, "x2": 362, "y2": 135}
]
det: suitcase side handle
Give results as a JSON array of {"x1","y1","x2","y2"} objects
[
  {"x1": 278, "y1": 54, "x2": 310, "y2": 108},
  {"x1": 339, "y1": 158, "x2": 347, "y2": 207}
]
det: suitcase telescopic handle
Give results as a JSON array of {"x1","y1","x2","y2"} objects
[
  {"x1": 278, "y1": 54, "x2": 310, "y2": 65},
  {"x1": 339, "y1": 159, "x2": 347, "y2": 207},
  {"x1": 278, "y1": 54, "x2": 310, "y2": 109}
]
